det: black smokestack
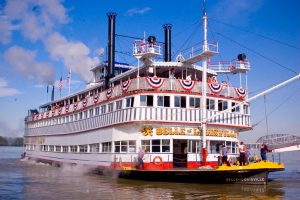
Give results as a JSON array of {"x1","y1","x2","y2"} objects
[
  {"x1": 106, "y1": 12, "x2": 117, "y2": 89},
  {"x1": 163, "y1": 24, "x2": 172, "y2": 62}
]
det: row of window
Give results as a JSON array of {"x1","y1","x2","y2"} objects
[{"x1": 25, "y1": 139, "x2": 238, "y2": 154}]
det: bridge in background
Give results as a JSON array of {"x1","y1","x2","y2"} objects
[{"x1": 246, "y1": 134, "x2": 300, "y2": 153}]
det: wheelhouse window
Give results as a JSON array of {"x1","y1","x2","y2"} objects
[
  {"x1": 174, "y1": 96, "x2": 186, "y2": 108},
  {"x1": 189, "y1": 97, "x2": 200, "y2": 108},
  {"x1": 218, "y1": 100, "x2": 228, "y2": 111},
  {"x1": 157, "y1": 96, "x2": 170, "y2": 107},
  {"x1": 140, "y1": 95, "x2": 153, "y2": 106},
  {"x1": 102, "y1": 142, "x2": 111, "y2": 152},
  {"x1": 231, "y1": 102, "x2": 240, "y2": 113},
  {"x1": 206, "y1": 98, "x2": 215, "y2": 110},
  {"x1": 126, "y1": 97, "x2": 134, "y2": 107},
  {"x1": 116, "y1": 100, "x2": 123, "y2": 110}
]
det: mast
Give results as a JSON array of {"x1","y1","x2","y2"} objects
[{"x1": 201, "y1": 2, "x2": 208, "y2": 165}]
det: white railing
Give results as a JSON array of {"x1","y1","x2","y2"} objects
[{"x1": 25, "y1": 107, "x2": 250, "y2": 136}]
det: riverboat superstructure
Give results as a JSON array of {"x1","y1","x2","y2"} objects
[{"x1": 24, "y1": 9, "x2": 288, "y2": 184}]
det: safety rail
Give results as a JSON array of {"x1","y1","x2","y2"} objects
[
  {"x1": 25, "y1": 106, "x2": 250, "y2": 136},
  {"x1": 209, "y1": 60, "x2": 250, "y2": 73}
]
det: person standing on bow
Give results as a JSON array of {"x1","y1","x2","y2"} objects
[
  {"x1": 221, "y1": 143, "x2": 230, "y2": 166},
  {"x1": 260, "y1": 143, "x2": 271, "y2": 161},
  {"x1": 137, "y1": 147, "x2": 145, "y2": 170},
  {"x1": 238, "y1": 141, "x2": 247, "y2": 166}
]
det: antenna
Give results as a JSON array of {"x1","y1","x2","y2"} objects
[{"x1": 202, "y1": 0, "x2": 206, "y2": 16}]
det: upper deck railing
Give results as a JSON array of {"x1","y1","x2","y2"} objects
[{"x1": 209, "y1": 60, "x2": 250, "y2": 74}]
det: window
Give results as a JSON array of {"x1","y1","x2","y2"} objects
[
  {"x1": 89, "y1": 109, "x2": 94, "y2": 117},
  {"x1": 108, "y1": 103, "x2": 113, "y2": 112},
  {"x1": 152, "y1": 140, "x2": 161, "y2": 152},
  {"x1": 116, "y1": 100, "x2": 123, "y2": 110},
  {"x1": 218, "y1": 100, "x2": 228, "y2": 111},
  {"x1": 101, "y1": 105, "x2": 106, "y2": 114},
  {"x1": 157, "y1": 96, "x2": 170, "y2": 107},
  {"x1": 62, "y1": 146, "x2": 68, "y2": 152},
  {"x1": 83, "y1": 110, "x2": 88, "y2": 118},
  {"x1": 49, "y1": 145, "x2": 54, "y2": 152},
  {"x1": 206, "y1": 99, "x2": 215, "y2": 110},
  {"x1": 102, "y1": 142, "x2": 111, "y2": 152},
  {"x1": 95, "y1": 107, "x2": 100, "y2": 115},
  {"x1": 243, "y1": 105, "x2": 249, "y2": 114},
  {"x1": 90, "y1": 143, "x2": 100, "y2": 152},
  {"x1": 55, "y1": 146, "x2": 61, "y2": 152},
  {"x1": 65, "y1": 116, "x2": 69, "y2": 123},
  {"x1": 140, "y1": 95, "x2": 153, "y2": 106},
  {"x1": 79, "y1": 145, "x2": 88, "y2": 153},
  {"x1": 79, "y1": 112, "x2": 83, "y2": 120},
  {"x1": 174, "y1": 96, "x2": 186, "y2": 108},
  {"x1": 162, "y1": 140, "x2": 170, "y2": 152},
  {"x1": 188, "y1": 140, "x2": 201, "y2": 153},
  {"x1": 141, "y1": 140, "x2": 151, "y2": 152},
  {"x1": 129, "y1": 140, "x2": 136, "y2": 152},
  {"x1": 189, "y1": 97, "x2": 200, "y2": 108},
  {"x1": 70, "y1": 145, "x2": 78, "y2": 153},
  {"x1": 126, "y1": 97, "x2": 134, "y2": 107},
  {"x1": 74, "y1": 114, "x2": 78, "y2": 121},
  {"x1": 226, "y1": 141, "x2": 238, "y2": 154},
  {"x1": 231, "y1": 102, "x2": 240, "y2": 113},
  {"x1": 114, "y1": 141, "x2": 128, "y2": 153}
]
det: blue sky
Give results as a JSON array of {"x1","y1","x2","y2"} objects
[{"x1": 0, "y1": 0, "x2": 299, "y2": 142}]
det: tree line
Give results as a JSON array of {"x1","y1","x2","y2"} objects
[{"x1": 0, "y1": 136, "x2": 24, "y2": 146}]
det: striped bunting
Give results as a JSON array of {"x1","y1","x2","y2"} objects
[
  {"x1": 145, "y1": 77, "x2": 164, "y2": 89},
  {"x1": 121, "y1": 79, "x2": 131, "y2": 92},
  {"x1": 234, "y1": 87, "x2": 247, "y2": 99},
  {"x1": 178, "y1": 79, "x2": 195, "y2": 91},
  {"x1": 208, "y1": 83, "x2": 223, "y2": 95}
]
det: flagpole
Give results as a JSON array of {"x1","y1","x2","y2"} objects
[{"x1": 68, "y1": 68, "x2": 71, "y2": 95}]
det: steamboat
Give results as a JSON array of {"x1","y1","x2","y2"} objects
[{"x1": 24, "y1": 6, "x2": 298, "y2": 184}]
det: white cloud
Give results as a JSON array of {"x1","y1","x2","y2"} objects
[
  {"x1": 0, "y1": 78, "x2": 21, "y2": 97},
  {"x1": 44, "y1": 32, "x2": 99, "y2": 82},
  {"x1": 2, "y1": 0, "x2": 68, "y2": 43},
  {"x1": 125, "y1": 7, "x2": 151, "y2": 16},
  {"x1": 4, "y1": 46, "x2": 55, "y2": 84}
]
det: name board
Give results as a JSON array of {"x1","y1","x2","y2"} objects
[{"x1": 140, "y1": 126, "x2": 237, "y2": 138}]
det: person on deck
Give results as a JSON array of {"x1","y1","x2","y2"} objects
[
  {"x1": 221, "y1": 144, "x2": 231, "y2": 166},
  {"x1": 260, "y1": 143, "x2": 271, "y2": 161},
  {"x1": 137, "y1": 147, "x2": 145, "y2": 170},
  {"x1": 238, "y1": 141, "x2": 247, "y2": 166}
]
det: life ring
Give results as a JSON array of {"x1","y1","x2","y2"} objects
[{"x1": 153, "y1": 156, "x2": 163, "y2": 166}]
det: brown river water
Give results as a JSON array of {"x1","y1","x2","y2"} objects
[{"x1": 1, "y1": 146, "x2": 299, "y2": 200}]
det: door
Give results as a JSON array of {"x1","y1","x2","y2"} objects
[{"x1": 173, "y1": 139, "x2": 187, "y2": 168}]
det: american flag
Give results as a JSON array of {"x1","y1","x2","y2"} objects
[{"x1": 57, "y1": 76, "x2": 63, "y2": 90}]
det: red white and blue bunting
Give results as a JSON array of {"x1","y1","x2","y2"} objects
[
  {"x1": 145, "y1": 77, "x2": 164, "y2": 89},
  {"x1": 234, "y1": 87, "x2": 247, "y2": 99},
  {"x1": 106, "y1": 88, "x2": 113, "y2": 99},
  {"x1": 82, "y1": 98, "x2": 87, "y2": 107},
  {"x1": 178, "y1": 79, "x2": 195, "y2": 91},
  {"x1": 94, "y1": 94, "x2": 99, "y2": 103},
  {"x1": 73, "y1": 102, "x2": 78, "y2": 110},
  {"x1": 65, "y1": 105, "x2": 69, "y2": 113},
  {"x1": 121, "y1": 79, "x2": 131, "y2": 92},
  {"x1": 208, "y1": 83, "x2": 223, "y2": 95}
]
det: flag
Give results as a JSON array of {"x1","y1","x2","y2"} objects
[
  {"x1": 66, "y1": 70, "x2": 71, "y2": 84},
  {"x1": 57, "y1": 76, "x2": 63, "y2": 90}
]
